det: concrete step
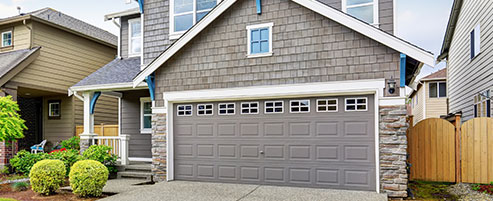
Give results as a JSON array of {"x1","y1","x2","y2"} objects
[
  {"x1": 124, "y1": 164, "x2": 152, "y2": 172},
  {"x1": 117, "y1": 171, "x2": 152, "y2": 180}
]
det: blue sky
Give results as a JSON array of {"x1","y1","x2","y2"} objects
[{"x1": 0, "y1": 0, "x2": 452, "y2": 79}]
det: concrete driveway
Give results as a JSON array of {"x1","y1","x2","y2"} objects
[{"x1": 100, "y1": 179, "x2": 387, "y2": 201}]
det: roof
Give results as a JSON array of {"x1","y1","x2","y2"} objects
[
  {"x1": 0, "y1": 47, "x2": 41, "y2": 80},
  {"x1": 437, "y1": 0, "x2": 463, "y2": 62},
  {"x1": 133, "y1": 0, "x2": 435, "y2": 87},
  {"x1": 0, "y1": 8, "x2": 117, "y2": 47},
  {"x1": 72, "y1": 57, "x2": 141, "y2": 88},
  {"x1": 422, "y1": 68, "x2": 447, "y2": 80},
  {"x1": 104, "y1": 7, "x2": 140, "y2": 21}
]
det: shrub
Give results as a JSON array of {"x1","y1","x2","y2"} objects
[
  {"x1": 69, "y1": 160, "x2": 109, "y2": 197},
  {"x1": 83, "y1": 145, "x2": 117, "y2": 173},
  {"x1": 10, "y1": 150, "x2": 49, "y2": 175},
  {"x1": 49, "y1": 149, "x2": 83, "y2": 176},
  {"x1": 11, "y1": 181, "x2": 29, "y2": 191},
  {"x1": 60, "y1": 136, "x2": 80, "y2": 150},
  {"x1": 0, "y1": 96, "x2": 26, "y2": 144},
  {"x1": 29, "y1": 160, "x2": 65, "y2": 195}
]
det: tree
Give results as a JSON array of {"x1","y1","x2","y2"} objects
[{"x1": 0, "y1": 96, "x2": 26, "y2": 145}]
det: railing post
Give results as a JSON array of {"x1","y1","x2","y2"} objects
[
  {"x1": 455, "y1": 113, "x2": 462, "y2": 183},
  {"x1": 80, "y1": 133, "x2": 96, "y2": 153},
  {"x1": 120, "y1": 135, "x2": 130, "y2": 165}
]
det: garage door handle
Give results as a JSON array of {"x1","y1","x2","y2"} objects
[{"x1": 260, "y1": 151, "x2": 264, "y2": 154}]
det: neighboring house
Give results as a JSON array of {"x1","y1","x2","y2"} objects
[
  {"x1": 70, "y1": 0, "x2": 434, "y2": 198},
  {"x1": 408, "y1": 68, "x2": 448, "y2": 125},
  {"x1": 437, "y1": 0, "x2": 492, "y2": 121},
  {"x1": 0, "y1": 8, "x2": 118, "y2": 163}
]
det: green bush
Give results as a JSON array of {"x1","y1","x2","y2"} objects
[
  {"x1": 29, "y1": 160, "x2": 65, "y2": 195},
  {"x1": 60, "y1": 136, "x2": 80, "y2": 150},
  {"x1": 10, "y1": 150, "x2": 49, "y2": 175},
  {"x1": 11, "y1": 181, "x2": 29, "y2": 191},
  {"x1": 69, "y1": 160, "x2": 109, "y2": 197},
  {"x1": 83, "y1": 145, "x2": 117, "y2": 173},
  {"x1": 49, "y1": 149, "x2": 83, "y2": 176}
]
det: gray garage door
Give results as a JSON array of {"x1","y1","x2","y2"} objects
[{"x1": 173, "y1": 95, "x2": 376, "y2": 191}]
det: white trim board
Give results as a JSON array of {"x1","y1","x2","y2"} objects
[
  {"x1": 128, "y1": 157, "x2": 152, "y2": 162},
  {"x1": 133, "y1": 0, "x2": 434, "y2": 86}
]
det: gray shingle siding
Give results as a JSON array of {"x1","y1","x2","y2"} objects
[
  {"x1": 153, "y1": 0, "x2": 400, "y2": 107},
  {"x1": 143, "y1": 0, "x2": 171, "y2": 65}
]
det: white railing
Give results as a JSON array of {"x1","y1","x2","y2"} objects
[{"x1": 90, "y1": 135, "x2": 130, "y2": 165}]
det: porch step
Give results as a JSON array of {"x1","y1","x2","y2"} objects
[
  {"x1": 117, "y1": 171, "x2": 152, "y2": 180},
  {"x1": 124, "y1": 164, "x2": 152, "y2": 172}
]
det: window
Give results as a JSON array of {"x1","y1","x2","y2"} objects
[
  {"x1": 197, "y1": 104, "x2": 213, "y2": 116},
  {"x1": 317, "y1": 99, "x2": 338, "y2": 112},
  {"x1": 177, "y1": 105, "x2": 193, "y2": 116},
  {"x1": 470, "y1": 24, "x2": 481, "y2": 59},
  {"x1": 141, "y1": 98, "x2": 152, "y2": 133},
  {"x1": 265, "y1": 101, "x2": 283, "y2": 114},
  {"x1": 128, "y1": 18, "x2": 142, "y2": 56},
  {"x1": 474, "y1": 90, "x2": 491, "y2": 118},
  {"x1": 342, "y1": 0, "x2": 378, "y2": 25},
  {"x1": 345, "y1": 97, "x2": 367, "y2": 111},
  {"x1": 429, "y1": 82, "x2": 447, "y2": 98},
  {"x1": 290, "y1": 100, "x2": 310, "y2": 113},
  {"x1": 48, "y1": 100, "x2": 61, "y2": 119},
  {"x1": 241, "y1": 102, "x2": 259, "y2": 114},
  {"x1": 170, "y1": 0, "x2": 218, "y2": 38},
  {"x1": 246, "y1": 23, "x2": 273, "y2": 57},
  {"x1": 1, "y1": 31, "x2": 12, "y2": 47},
  {"x1": 218, "y1": 103, "x2": 235, "y2": 115}
]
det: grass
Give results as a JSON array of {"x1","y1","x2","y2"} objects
[
  {"x1": 408, "y1": 181, "x2": 458, "y2": 200},
  {"x1": 0, "y1": 198, "x2": 18, "y2": 201}
]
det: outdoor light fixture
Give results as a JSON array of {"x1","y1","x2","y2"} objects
[{"x1": 388, "y1": 78, "x2": 396, "y2": 94}]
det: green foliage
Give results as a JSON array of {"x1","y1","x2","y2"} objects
[
  {"x1": 408, "y1": 181, "x2": 457, "y2": 200},
  {"x1": 29, "y1": 160, "x2": 66, "y2": 195},
  {"x1": 0, "y1": 198, "x2": 19, "y2": 201},
  {"x1": 82, "y1": 145, "x2": 117, "y2": 173},
  {"x1": 60, "y1": 136, "x2": 80, "y2": 150},
  {"x1": 9, "y1": 150, "x2": 49, "y2": 175},
  {"x1": 0, "y1": 96, "x2": 26, "y2": 142},
  {"x1": 11, "y1": 181, "x2": 29, "y2": 192},
  {"x1": 1, "y1": 166, "x2": 9, "y2": 174},
  {"x1": 472, "y1": 184, "x2": 481, "y2": 191},
  {"x1": 69, "y1": 160, "x2": 108, "y2": 197},
  {"x1": 48, "y1": 149, "x2": 83, "y2": 176}
]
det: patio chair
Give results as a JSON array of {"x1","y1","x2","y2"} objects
[{"x1": 31, "y1": 140, "x2": 47, "y2": 153}]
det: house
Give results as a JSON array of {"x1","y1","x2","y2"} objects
[
  {"x1": 69, "y1": 0, "x2": 434, "y2": 198},
  {"x1": 408, "y1": 68, "x2": 448, "y2": 125},
  {"x1": 0, "y1": 8, "x2": 119, "y2": 164},
  {"x1": 437, "y1": 0, "x2": 492, "y2": 121}
]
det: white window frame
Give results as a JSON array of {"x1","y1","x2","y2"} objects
[
  {"x1": 177, "y1": 104, "x2": 193, "y2": 116},
  {"x1": 1, "y1": 31, "x2": 12, "y2": 47},
  {"x1": 140, "y1": 97, "x2": 152, "y2": 134},
  {"x1": 128, "y1": 18, "x2": 142, "y2": 57},
  {"x1": 48, "y1": 101, "x2": 61, "y2": 117},
  {"x1": 246, "y1": 22, "x2": 274, "y2": 58},
  {"x1": 471, "y1": 24, "x2": 481, "y2": 59},
  {"x1": 218, "y1": 103, "x2": 235, "y2": 115},
  {"x1": 197, "y1": 103, "x2": 214, "y2": 116},
  {"x1": 264, "y1": 100, "x2": 284, "y2": 114},
  {"x1": 289, "y1": 100, "x2": 310, "y2": 113},
  {"x1": 428, "y1": 81, "x2": 447, "y2": 98},
  {"x1": 474, "y1": 90, "x2": 491, "y2": 118},
  {"x1": 316, "y1": 98, "x2": 338, "y2": 112},
  {"x1": 342, "y1": 0, "x2": 379, "y2": 26},
  {"x1": 169, "y1": 0, "x2": 222, "y2": 40},
  {"x1": 345, "y1": 97, "x2": 368, "y2": 112},
  {"x1": 240, "y1": 102, "x2": 259, "y2": 114}
]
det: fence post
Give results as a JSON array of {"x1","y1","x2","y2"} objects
[
  {"x1": 455, "y1": 113, "x2": 462, "y2": 183},
  {"x1": 120, "y1": 135, "x2": 130, "y2": 165}
]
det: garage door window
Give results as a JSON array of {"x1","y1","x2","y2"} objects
[
  {"x1": 197, "y1": 104, "x2": 213, "y2": 116},
  {"x1": 218, "y1": 103, "x2": 235, "y2": 115},
  {"x1": 290, "y1": 100, "x2": 310, "y2": 113},
  {"x1": 345, "y1": 97, "x2": 367, "y2": 111},
  {"x1": 177, "y1": 105, "x2": 193, "y2": 116},
  {"x1": 317, "y1": 99, "x2": 338, "y2": 112},
  {"x1": 241, "y1": 102, "x2": 259, "y2": 114},
  {"x1": 265, "y1": 101, "x2": 283, "y2": 114}
]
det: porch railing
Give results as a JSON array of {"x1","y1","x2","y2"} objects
[{"x1": 89, "y1": 135, "x2": 130, "y2": 165}]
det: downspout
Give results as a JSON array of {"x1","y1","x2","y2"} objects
[
  {"x1": 23, "y1": 19, "x2": 32, "y2": 49},
  {"x1": 112, "y1": 18, "x2": 121, "y2": 58}
]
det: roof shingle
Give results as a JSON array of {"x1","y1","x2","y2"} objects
[{"x1": 73, "y1": 57, "x2": 141, "y2": 87}]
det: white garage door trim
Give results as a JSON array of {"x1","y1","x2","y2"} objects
[{"x1": 163, "y1": 79, "x2": 385, "y2": 193}]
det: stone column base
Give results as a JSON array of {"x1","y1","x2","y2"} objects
[{"x1": 151, "y1": 112, "x2": 167, "y2": 182}]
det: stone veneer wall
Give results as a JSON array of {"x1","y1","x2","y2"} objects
[
  {"x1": 151, "y1": 112, "x2": 167, "y2": 181},
  {"x1": 379, "y1": 105, "x2": 408, "y2": 198}
]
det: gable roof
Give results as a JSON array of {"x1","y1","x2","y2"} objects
[
  {"x1": 0, "y1": 8, "x2": 117, "y2": 47},
  {"x1": 0, "y1": 47, "x2": 41, "y2": 86},
  {"x1": 133, "y1": 0, "x2": 435, "y2": 87},
  {"x1": 437, "y1": 0, "x2": 463, "y2": 62},
  {"x1": 422, "y1": 68, "x2": 447, "y2": 80}
]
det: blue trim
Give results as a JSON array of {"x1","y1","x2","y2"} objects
[
  {"x1": 146, "y1": 74, "x2": 155, "y2": 101},
  {"x1": 256, "y1": 0, "x2": 262, "y2": 14},
  {"x1": 138, "y1": 0, "x2": 144, "y2": 13},
  {"x1": 90, "y1": 92, "x2": 101, "y2": 114},
  {"x1": 400, "y1": 53, "x2": 406, "y2": 87}
]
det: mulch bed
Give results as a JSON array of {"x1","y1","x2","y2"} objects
[{"x1": 0, "y1": 183, "x2": 112, "y2": 201}]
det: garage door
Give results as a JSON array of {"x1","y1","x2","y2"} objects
[{"x1": 173, "y1": 95, "x2": 376, "y2": 191}]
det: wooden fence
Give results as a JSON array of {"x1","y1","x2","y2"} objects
[
  {"x1": 75, "y1": 124, "x2": 118, "y2": 137},
  {"x1": 407, "y1": 116, "x2": 493, "y2": 184}
]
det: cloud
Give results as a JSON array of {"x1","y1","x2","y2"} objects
[{"x1": 0, "y1": 3, "x2": 18, "y2": 18}]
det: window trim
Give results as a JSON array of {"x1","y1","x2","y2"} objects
[
  {"x1": 48, "y1": 100, "x2": 61, "y2": 119},
  {"x1": 470, "y1": 24, "x2": 481, "y2": 59},
  {"x1": 264, "y1": 100, "x2": 284, "y2": 114},
  {"x1": 240, "y1": 102, "x2": 260, "y2": 114},
  {"x1": 140, "y1": 97, "x2": 152, "y2": 134},
  {"x1": 289, "y1": 100, "x2": 311, "y2": 114},
  {"x1": 218, "y1": 102, "x2": 235, "y2": 115},
  {"x1": 1, "y1": 31, "x2": 12, "y2": 48},
  {"x1": 316, "y1": 98, "x2": 338, "y2": 112},
  {"x1": 197, "y1": 103, "x2": 214, "y2": 116},
  {"x1": 345, "y1": 97, "x2": 368, "y2": 112},
  {"x1": 177, "y1": 104, "x2": 193, "y2": 116},
  {"x1": 341, "y1": 0, "x2": 379, "y2": 26},
  {"x1": 169, "y1": 0, "x2": 222, "y2": 40},
  {"x1": 428, "y1": 81, "x2": 447, "y2": 98},
  {"x1": 474, "y1": 90, "x2": 491, "y2": 118},
  {"x1": 128, "y1": 18, "x2": 142, "y2": 57},
  {"x1": 246, "y1": 22, "x2": 274, "y2": 58}
]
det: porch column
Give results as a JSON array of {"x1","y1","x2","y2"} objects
[{"x1": 80, "y1": 91, "x2": 96, "y2": 153}]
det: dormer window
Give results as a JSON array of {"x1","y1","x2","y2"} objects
[
  {"x1": 128, "y1": 18, "x2": 142, "y2": 56},
  {"x1": 342, "y1": 0, "x2": 379, "y2": 25},
  {"x1": 170, "y1": 0, "x2": 218, "y2": 39},
  {"x1": 1, "y1": 31, "x2": 12, "y2": 47}
]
